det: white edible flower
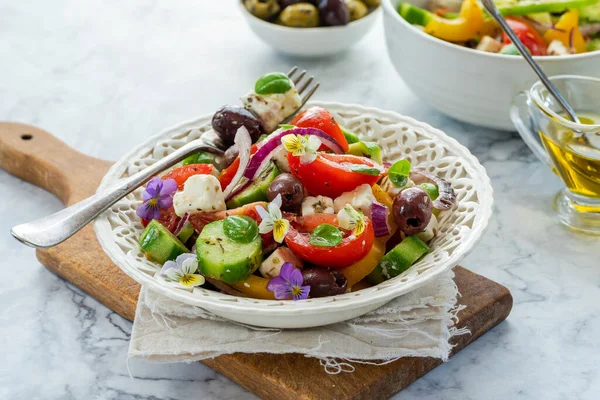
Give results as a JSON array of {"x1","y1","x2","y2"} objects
[
  {"x1": 173, "y1": 174, "x2": 226, "y2": 217},
  {"x1": 301, "y1": 196, "x2": 334, "y2": 216},
  {"x1": 160, "y1": 253, "x2": 205, "y2": 288},
  {"x1": 256, "y1": 194, "x2": 290, "y2": 243},
  {"x1": 281, "y1": 134, "x2": 321, "y2": 164},
  {"x1": 337, "y1": 205, "x2": 366, "y2": 236},
  {"x1": 333, "y1": 184, "x2": 376, "y2": 217}
]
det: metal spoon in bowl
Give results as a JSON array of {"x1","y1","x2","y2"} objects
[{"x1": 481, "y1": 0, "x2": 581, "y2": 124}]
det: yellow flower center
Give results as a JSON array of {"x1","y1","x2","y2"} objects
[
  {"x1": 291, "y1": 286, "x2": 302, "y2": 297},
  {"x1": 180, "y1": 274, "x2": 201, "y2": 286},
  {"x1": 148, "y1": 198, "x2": 158, "y2": 207}
]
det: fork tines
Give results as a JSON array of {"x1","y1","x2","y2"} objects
[{"x1": 287, "y1": 66, "x2": 320, "y2": 111}]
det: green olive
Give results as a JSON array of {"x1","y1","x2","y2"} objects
[
  {"x1": 277, "y1": 3, "x2": 319, "y2": 27},
  {"x1": 345, "y1": 0, "x2": 368, "y2": 21},
  {"x1": 244, "y1": 0, "x2": 280, "y2": 20},
  {"x1": 362, "y1": 0, "x2": 380, "y2": 6}
]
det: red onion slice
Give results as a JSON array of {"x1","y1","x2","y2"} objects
[
  {"x1": 244, "y1": 127, "x2": 344, "y2": 180},
  {"x1": 173, "y1": 212, "x2": 190, "y2": 236},
  {"x1": 409, "y1": 169, "x2": 456, "y2": 210},
  {"x1": 223, "y1": 126, "x2": 252, "y2": 199},
  {"x1": 371, "y1": 201, "x2": 391, "y2": 238}
]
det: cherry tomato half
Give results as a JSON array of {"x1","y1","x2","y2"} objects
[
  {"x1": 218, "y1": 144, "x2": 259, "y2": 190},
  {"x1": 503, "y1": 17, "x2": 547, "y2": 56},
  {"x1": 291, "y1": 106, "x2": 349, "y2": 152},
  {"x1": 285, "y1": 214, "x2": 374, "y2": 268},
  {"x1": 288, "y1": 153, "x2": 382, "y2": 198},
  {"x1": 162, "y1": 164, "x2": 214, "y2": 190},
  {"x1": 141, "y1": 206, "x2": 180, "y2": 232}
]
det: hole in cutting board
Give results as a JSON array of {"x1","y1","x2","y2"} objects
[{"x1": 21, "y1": 134, "x2": 33, "y2": 140}]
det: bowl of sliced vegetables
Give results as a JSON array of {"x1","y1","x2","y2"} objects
[
  {"x1": 382, "y1": 0, "x2": 600, "y2": 130},
  {"x1": 94, "y1": 72, "x2": 493, "y2": 328}
]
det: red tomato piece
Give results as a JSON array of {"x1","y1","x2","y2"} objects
[
  {"x1": 503, "y1": 17, "x2": 547, "y2": 56},
  {"x1": 290, "y1": 106, "x2": 349, "y2": 152},
  {"x1": 141, "y1": 206, "x2": 180, "y2": 233},
  {"x1": 162, "y1": 164, "x2": 214, "y2": 190},
  {"x1": 288, "y1": 153, "x2": 382, "y2": 198},
  {"x1": 285, "y1": 214, "x2": 374, "y2": 268},
  {"x1": 218, "y1": 144, "x2": 259, "y2": 190}
]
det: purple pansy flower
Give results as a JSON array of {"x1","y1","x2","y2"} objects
[
  {"x1": 136, "y1": 177, "x2": 178, "y2": 220},
  {"x1": 266, "y1": 262, "x2": 310, "y2": 301}
]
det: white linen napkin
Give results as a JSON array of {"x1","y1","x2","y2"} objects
[{"x1": 128, "y1": 270, "x2": 468, "y2": 373}]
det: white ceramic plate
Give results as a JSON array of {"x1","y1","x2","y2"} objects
[{"x1": 94, "y1": 102, "x2": 493, "y2": 328}]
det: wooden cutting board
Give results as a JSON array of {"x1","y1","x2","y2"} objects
[{"x1": 0, "y1": 122, "x2": 512, "y2": 400}]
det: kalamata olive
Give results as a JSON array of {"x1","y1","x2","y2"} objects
[
  {"x1": 221, "y1": 146, "x2": 239, "y2": 169},
  {"x1": 267, "y1": 173, "x2": 305, "y2": 211},
  {"x1": 244, "y1": 0, "x2": 281, "y2": 20},
  {"x1": 318, "y1": 0, "x2": 349, "y2": 26},
  {"x1": 392, "y1": 187, "x2": 433, "y2": 236},
  {"x1": 301, "y1": 268, "x2": 348, "y2": 298},
  {"x1": 278, "y1": 3, "x2": 320, "y2": 27},
  {"x1": 212, "y1": 105, "x2": 264, "y2": 146},
  {"x1": 346, "y1": 0, "x2": 368, "y2": 21}
]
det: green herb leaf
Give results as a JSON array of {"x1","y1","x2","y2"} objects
[
  {"x1": 341, "y1": 127, "x2": 361, "y2": 144},
  {"x1": 350, "y1": 165, "x2": 381, "y2": 176},
  {"x1": 255, "y1": 72, "x2": 292, "y2": 95},
  {"x1": 183, "y1": 152, "x2": 212, "y2": 166},
  {"x1": 420, "y1": 183, "x2": 439, "y2": 201},
  {"x1": 309, "y1": 224, "x2": 343, "y2": 247},
  {"x1": 388, "y1": 159, "x2": 411, "y2": 187},
  {"x1": 279, "y1": 124, "x2": 296, "y2": 130},
  {"x1": 223, "y1": 216, "x2": 259, "y2": 244}
]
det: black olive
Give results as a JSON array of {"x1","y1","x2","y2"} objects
[
  {"x1": 302, "y1": 267, "x2": 348, "y2": 298},
  {"x1": 212, "y1": 105, "x2": 263, "y2": 146},
  {"x1": 393, "y1": 187, "x2": 433, "y2": 235},
  {"x1": 267, "y1": 173, "x2": 305, "y2": 212},
  {"x1": 318, "y1": 0, "x2": 349, "y2": 26}
]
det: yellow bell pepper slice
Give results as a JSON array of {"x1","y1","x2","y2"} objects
[
  {"x1": 342, "y1": 238, "x2": 386, "y2": 288},
  {"x1": 424, "y1": 0, "x2": 485, "y2": 43},
  {"x1": 543, "y1": 10, "x2": 586, "y2": 54},
  {"x1": 229, "y1": 275, "x2": 276, "y2": 300},
  {"x1": 372, "y1": 184, "x2": 394, "y2": 209}
]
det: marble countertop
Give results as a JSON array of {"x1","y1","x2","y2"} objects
[{"x1": 1, "y1": 1, "x2": 599, "y2": 399}]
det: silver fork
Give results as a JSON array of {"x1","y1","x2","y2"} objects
[{"x1": 11, "y1": 67, "x2": 320, "y2": 249}]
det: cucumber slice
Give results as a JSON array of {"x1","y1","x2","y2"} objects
[
  {"x1": 226, "y1": 162, "x2": 280, "y2": 209},
  {"x1": 139, "y1": 220, "x2": 189, "y2": 264},
  {"x1": 398, "y1": 2, "x2": 433, "y2": 26},
  {"x1": 500, "y1": 44, "x2": 521, "y2": 55},
  {"x1": 368, "y1": 235, "x2": 430, "y2": 284},
  {"x1": 176, "y1": 221, "x2": 195, "y2": 244},
  {"x1": 196, "y1": 219, "x2": 262, "y2": 284},
  {"x1": 347, "y1": 141, "x2": 383, "y2": 164},
  {"x1": 341, "y1": 127, "x2": 361, "y2": 144}
]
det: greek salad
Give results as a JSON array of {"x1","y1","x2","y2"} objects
[
  {"x1": 136, "y1": 72, "x2": 456, "y2": 301},
  {"x1": 399, "y1": 0, "x2": 600, "y2": 55}
]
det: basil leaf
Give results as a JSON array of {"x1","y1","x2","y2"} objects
[
  {"x1": 255, "y1": 72, "x2": 292, "y2": 95},
  {"x1": 350, "y1": 165, "x2": 381, "y2": 176},
  {"x1": 183, "y1": 151, "x2": 212, "y2": 166},
  {"x1": 388, "y1": 159, "x2": 411, "y2": 187},
  {"x1": 223, "y1": 216, "x2": 259, "y2": 244},
  {"x1": 309, "y1": 224, "x2": 343, "y2": 247}
]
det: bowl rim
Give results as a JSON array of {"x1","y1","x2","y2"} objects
[
  {"x1": 381, "y1": 0, "x2": 600, "y2": 62},
  {"x1": 239, "y1": 0, "x2": 382, "y2": 32},
  {"x1": 94, "y1": 101, "x2": 494, "y2": 317}
]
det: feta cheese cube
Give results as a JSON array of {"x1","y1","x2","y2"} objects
[
  {"x1": 333, "y1": 184, "x2": 376, "y2": 216},
  {"x1": 476, "y1": 36, "x2": 503, "y2": 53},
  {"x1": 301, "y1": 196, "x2": 335, "y2": 216},
  {"x1": 417, "y1": 214, "x2": 439, "y2": 243},
  {"x1": 173, "y1": 174, "x2": 226, "y2": 217},
  {"x1": 259, "y1": 247, "x2": 304, "y2": 279},
  {"x1": 241, "y1": 88, "x2": 302, "y2": 133}
]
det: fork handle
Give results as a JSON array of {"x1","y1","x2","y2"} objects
[{"x1": 10, "y1": 137, "x2": 218, "y2": 249}]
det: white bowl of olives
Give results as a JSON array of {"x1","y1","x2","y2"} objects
[{"x1": 240, "y1": 0, "x2": 382, "y2": 57}]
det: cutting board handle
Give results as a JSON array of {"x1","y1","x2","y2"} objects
[{"x1": 0, "y1": 122, "x2": 108, "y2": 205}]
